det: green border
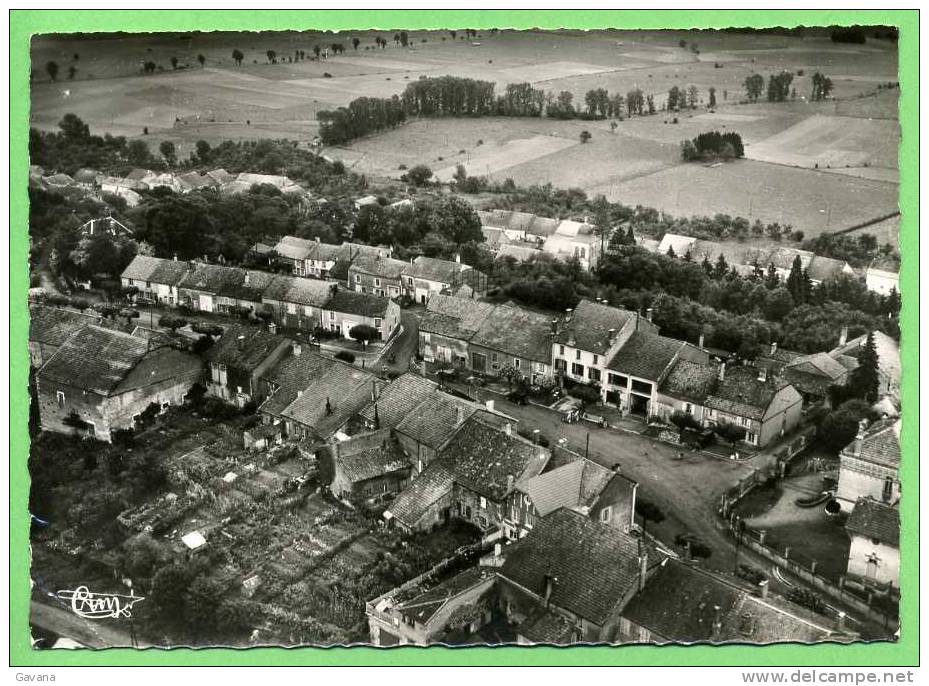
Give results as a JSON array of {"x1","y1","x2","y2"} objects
[{"x1": 10, "y1": 9, "x2": 918, "y2": 667}]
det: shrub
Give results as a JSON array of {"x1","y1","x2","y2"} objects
[{"x1": 334, "y1": 350, "x2": 356, "y2": 363}]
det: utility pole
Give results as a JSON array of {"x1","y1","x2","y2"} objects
[{"x1": 585, "y1": 432, "x2": 590, "y2": 460}]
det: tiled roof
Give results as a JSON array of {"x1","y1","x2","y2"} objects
[
  {"x1": 842, "y1": 419, "x2": 900, "y2": 469},
  {"x1": 395, "y1": 392, "x2": 478, "y2": 451},
  {"x1": 499, "y1": 509, "x2": 648, "y2": 625},
  {"x1": 518, "y1": 607, "x2": 576, "y2": 644},
  {"x1": 419, "y1": 294, "x2": 494, "y2": 340},
  {"x1": 845, "y1": 497, "x2": 899, "y2": 546},
  {"x1": 554, "y1": 299, "x2": 633, "y2": 355},
  {"x1": 495, "y1": 243, "x2": 541, "y2": 262},
  {"x1": 334, "y1": 432, "x2": 410, "y2": 483},
  {"x1": 607, "y1": 331, "x2": 684, "y2": 381},
  {"x1": 527, "y1": 452, "x2": 623, "y2": 517},
  {"x1": 205, "y1": 324, "x2": 288, "y2": 371},
  {"x1": 349, "y1": 253, "x2": 408, "y2": 279},
  {"x1": 29, "y1": 306, "x2": 103, "y2": 347},
  {"x1": 786, "y1": 352, "x2": 848, "y2": 381},
  {"x1": 471, "y1": 303, "x2": 554, "y2": 364},
  {"x1": 39, "y1": 325, "x2": 157, "y2": 395},
  {"x1": 258, "y1": 350, "x2": 333, "y2": 417},
  {"x1": 179, "y1": 262, "x2": 239, "y2": 295},
  {"x1": 262, "y1": 275, "x2": 334, "y2": 307},
  {"x1": 438, "y1": 416, "x2": 549, "y2": 501},
  {"x1": 705, "y1": 366, "x2": 792, "y2": 421},
  {"x1": 660, "y1": 359, "x2": 719, "y2": 403},
  {"x1": 279, "y1": 364, "x2": 380, "y2": 440},
  {"x1": 622, "y1": 558, "x2": 835, "y2": 644},
  {"x1": 407, "y1": 256, "x2": 469, "y2": 284},
  {"x1": 272, "y1": 236, "x2": 316, "y2": 261},
  {"x1": 324, "y1": 289, "x2": 392, "y2": 318},
  {"x1": 121, "y1": 255, "x2": 190, "y2": 285},
  {"x1": 386, "y1": 461, "x2": 456, "y2": 528},
  {"x1": 358, "y1": 373, "x2": 438, "y2": 428}
]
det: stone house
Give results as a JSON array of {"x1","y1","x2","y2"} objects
[
  {"x1": 403, "y1": 255, "x2": 487, "y2": 305},
  {"x1": 655, "y1": 358, "x2": 720, "y2": 424},
  {"x1": 121, "y1": 255, "x2": 190, "y2": 305},
  {"x1": 319, "y1": 288, "x2": 401, "y2": 341},
  {"x1": 468, "y1": 303, "x2": 554, "y2": 384},
  {"x1": 836, "y1": 419, "x2": 901, "y2": 513},
  {"x1": 36, "y1": 325, "x2": 202, "y2": 442},
  {"x1": 782, "y1": 352, "x2": 855, "y2": 406},
  {"x1": 323, "y1": 429, "x2": 412, "y2": 505},
  {"x1": 497, "y1": 508, "x2": 663, "y2": 644},
  {"x1": 844, "y1": 497, "x2": 900, "y2": 590},
  {"x1": 703, "y1": 365, "x2": 804, "y2": 448},
  {"x1": 260, "y1": 275, "x2": 334, "y2": 332},
  {"x1": 29, "y1": 306, "x2": 105, "y2": 368},
  {"x1": 552, "y1": 299, "x2": 654, "y2": 389},
  {"x1": 541, "y1": 219, "x2": 603, "y2": 271},
  {"x1": 418, "y1": 294, "x2": 495, "y2": 367},
  {"x1": 205, "y1": 325, "x2": 292, "y2": 407},
  {"x1": 348, "y1": 253, "x2": 409, "y2": 299}
]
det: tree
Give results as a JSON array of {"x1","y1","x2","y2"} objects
[
  {"x1": 667, "y1": 85, "x2": 682, "y2": 112},
  {"x1": 197, "y1": 54, "x2": 206, "y2": 67},
  {"x1": 313, "y1": 45, "x2": 321, "y2": 59},
  {"x1": 159, "y1": 315, "x2": 188, "y2": 332},
  {"x1": 579, "y1": 130, "x2": 592, "y2": 144},
  {"x1": 669, "y1": 410, "x2": 701, "y2": 433},
  {"x1": 67, "y1": 65, "x2": 77, "y2": 80},
  {"x1": 184, "y1": 576, "x2": 225, "y2": 632},
  {"x1": 127, "y1": 139, "x2": 151, "y2": 166},
  {"x1": 151, "y1": 564, "x2": 192, "y2": 618},
  {"x1": 352, "y1": 37, "x2": 360, "y2": 50},
  {"x1": 399, "y1": 31, "x2": 409, "y2": 47},
  {"x1": 715, "y1": 421, "x2": 747, "y2": 447},
  {"x1": 232, "y1": 49, "x2": 244, "y2": 66},
  {"x1": 743, "y1": 73, "x2": 764, "y2": 102},
  {"x1": 266, "y1": 50, "x2": 277, "y2": 64},
  {"x1": 430, "y1": 195, "x2": 482, "y2": 245},
  {"x1": 349, "y1": 324, "x2": 378, "y2": 347},
  {"x1": 849, "y1": 331, "x2": 880, "y2": 402},
  {"x1": 159, "y1": 140, "x2": 177, "y2": 165},
  {"x1": 635, "y1": 497, "x2": 665, "y2": 537},
  {"x1": 708, "y1": 86, "x2": 717, "y2": 108},
  {"x1": 170, "y1": 56, "x2": 179, "y2": 70},
  {"x1": 46, "y1": 61, "x2": 59, "y2": 81},
  {"x1": 405, "y1": 164, "x2": 433, "y2": 187},
  {"x1": 818, "y1": 399, "x2": 874, "y2": 452},
  {"x1": 785, "y1": 254, "x2": 808, "y2": 305},
  {"x1": 687, "y1": 84, "x2": 699, "y2": 109}
]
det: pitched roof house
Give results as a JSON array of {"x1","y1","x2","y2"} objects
[
  {"x1": 29, "y1": 305, "x2": 105, "y2": 367},
  {"x1": 205, "y1": 324, "x2": 292, "y2": 406},
  {"x1": 36, "y1": 325, "x2": 202, "y2": 442},
  {"x1": 865, "y1": 256, "x2": 900, "y2": 296},
  {"x1": 325, "y1": 429, "x2": 412, "y2": 504},
  {"x1": 844, "y1": 497, "x2": 900, "y2": 590},
  {"x1": 783, "y1": 352, "x2": 853, "y2": 402},
  {"x1": 837, "y1": 419, "x2": 901, "y2": 512}
]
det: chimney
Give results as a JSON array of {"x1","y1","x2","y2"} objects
[
  {"x1": 608, "y1": 328, "x2": 616, "y2": 344},
  {"x1": 244, "y1": 270, "x2": 250, "y2": 285},
  {"x1": 611, "y1": 463, "x2": 621, "y2": 474},
  {"x1": 507, "y1": 474, "x2": 514, "y2": 492},
  {"x1": 839, "y1": 325, "x2": 849, "y2": 347},
  {"x1": 173, "y1": 253, "x2": 178, "y2": 262},
  {"x1": 543, "y1": 574, "x2": 555, "y2": 606},
  {"x1": 836, "y1": 611, "x2": 846, "y2": 632},
  {"x1": 698, "y1": 332, "x2": 705, "y2": 348},
  {"x1": 485, "y1": 399, "x2": 495, "y2": 413},
  {"x1": 268, "y1": 322, "x2": 277, "y2": 335},
  {"x1": 371, "y1": 380, "x2": 378, "y2": 402},
  {"x1": 325, "y1": 397, "x2": 332, "y2": 416},
  {"x1": 565, "y1": 308, "x2": 573, "y2": 322},
  {"x1": 757, "y1": 367, "x2": 767, "y2": 382},
  {"x1": 373, "y1": 403, "x2": 380, "y2": 430},
  {"x1": 315, "y1": 236, "x2": 320, "y2": 243},
  {"x1": 455, "y1": 253, "x2": 461, "y2": 264},
  {"x1": 646, "y1": 307, "x2": 653, "y2": 322},
  {"x1": 504, "y1": 422, "x2": 512, "y2": 436},
  {"x1": 292, "y1": 343, "x2": 301, "y2": 356},
  {"x1": 770, "y1": 341, "x2": 777, "y2": 356},
  {"x1": 203, "y1": 254, "x2": 209, "y2": 263},
  {"x1": 758, "y1": 579, "x2": 769, "y2": 599},
  {"x1": 638, "y1": 551, "x2": 648, "y2": 591},
  {"x1": 297, "y1": 389, "x2": 303, "y2": 398},
  {"x1": 236, "y1": 334, "x2": 246, "y2": 349},
  {"x1": 456, "y1": 405, "x2": 465, "y2": 427},
  {"x1": 853, "y1": 419, "x2": 868, "y2": 456},
  {"x1": 718, "y1": 362, "x2": 726, "y2": 381}
]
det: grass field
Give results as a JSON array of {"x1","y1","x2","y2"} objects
[{"x1": 31, "y1": 29, "x2": 900, "y2": 242}]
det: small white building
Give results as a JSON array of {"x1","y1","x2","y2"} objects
[
  {"x1": 845, "y1": 497, "x2": 899, "y2": 590},
  {"x1": 865, "y1": 258, "x2": 900, "y2": 297}
]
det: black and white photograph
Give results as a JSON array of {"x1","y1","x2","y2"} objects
[{"x1": 26, "y1": 24, "x2": 902, "y2": 651}]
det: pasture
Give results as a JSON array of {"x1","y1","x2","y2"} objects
[{"x1": 31, "y1": 28, "x2": 900, "y2": 242}]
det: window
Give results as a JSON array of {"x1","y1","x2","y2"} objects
[
  {"x1": 609, "y1": 373, "x2": 629, "y2": 387},
  {"x1": 354, "y1": 274, "x2": 361, "y2": 283},
  {"x1": 572, "y1": 362, "x2": 584, "y2": 377},
  {"x1": 374, "y1": 318, "x2": 382, "y2": 328},
  {"x1": 513, "y1": 358, "x2": 521, "y2": 369},
  {"x1": 575, "y1": 350, "x2": 581, "y2": 360},
  {"x1": 600, "y1": 506, "x2": 612, "y2": 522},
  {"x1": 882, "y1": 477, "x2": 894, "y2": 503},
  {"x1": 56, "y1": 391, "x2": 65, "y2": 408},
  {"x1": 593, "y1": 354, "x2": 598, "y2": 365},
  {"x1": 559, "y1": 345, "x2": 565, "y2": 355},
  {"x1": 329, "y1": 311, "x2": 335, "y2": 320},
  {"x1": 555, "y1": 358, "x2": 567, "y2": 372},
  {"x1": 128, "y1": 278, "x2": 134, "y2": 286},
  {"x1": 145, "y1": 281, "x2": 151, "y2": 289},
  {"x1": 304, "y1": 306, "x2": 313, "y2": 316},
  {"x1": 374, "y1": 278, "x2": 381, "y2": 287},
  {"x1": 287, "y1": 303, "x2": 296, "y2": 315},
  {"x1": 685, "y1": 403, "x2": 693, "y2": 414},
  {"x1": 589, "y1": 368, "x2": 601, "y2": 382},
  {"x1": 422, "y1": 332, "x2": 431, "y2": 344}
]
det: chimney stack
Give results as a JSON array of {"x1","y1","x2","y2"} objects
[
  {"x1": 757, "y1": 367, "x2": 767, "y2": 383},
  {"x1": 638, "y1": 551, "x2": 648, "y2": 591},
  {"x1": 853, "y1": 419, "x2": 868, "y2": 456},
  {"x1": 504, "y1": 422, "x2": 512, "y2": 437},
  {"x1": 608, "y1": 328, "x2": 616, "y2": 344},
  {"x1": 698, "y1": 332, "x2": 705, "y2": 349},
  {"x1": 565, "y1": 308, "x2": 573, "y2": 322},
  {"x1": 507, "y1": 474, "x2": 514, "y2": 492},
  {"x1": 646, "y1": 307, "x2": 653, "y2": 322},
  {"x1": 325, "y1": 397, "x2": 332, "y2": 416},
  {"x1": 456, "y1": 405, "x2": 465, "y2": 427},
  {"x1": 292, "y1": 343, "x2": 301, "y2": 356},
  {"x1": 173, "y1": 253, "x2": 178, "y2": 262},
  {"x1": 836, "y1": 611, "x2": 846, "y2": 632},
  {"x1": 455, "y1": 253, "x2": 461, "y2": 264},
  {"x1": 712, "y1": 605, "x2": 723, "y2": 639},
  {"x1": 770, "y1": 341, "x2": 777, "y2": 356},
  {"x1": 718, "y1": 362, "x2": 726, "y2": 382},
  {"x1": 758, "y1": 579, "x2": 769, "y2": 599},
  {"x1": 371, "y1": 379, "x2": 378, "y2": 402},
  {"x1": 839, "y1": 325, "x2": 849, "y2": 347},
  {"x1": 485, "y1": 399, "x2": 495, "y2": 413},
  {"x1": 268, "y1": 322, "x2": 277, "y2": 335},
  {"x1": 236, "y1": 334, "x2": 246, "y2": 350},
  {"x1": 244, "y1": 270, "x2": 250, "y2": 285},
  {"x1": 543, "y1": 574, "x2": 555, "y2": 607}
]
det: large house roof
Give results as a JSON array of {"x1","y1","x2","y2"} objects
[
  {"x1": 258, "y1": 349, "x2": 333, "y2": 417},
  {"x1": 324, "y1": 289, "x2": 392, "y2": 318},
  {"x1": 495, "y1": 243, "x2": 542, "y2": 262},
  {"x1": 121, "y1": 255, "x2": 190, "y2": 286},
  {"x1": 470, "y1": 303, "x2": 554, "y2": 364},
  {"x1": 419, "y1": 294, "x2": 495, "y2": 340},
  {"x1": 358, "y1": 373, "x2": 438, "y2": 428},
  {"x1": 607, "y1": 331, "x2": 684, "y2": 381},
  {"x1": 39, "y1": 325, "x2": 160, "y2": 395},
  {"x1": 205, "y1": 324, "x2": 288, "y2": 371},
  {"x1": 660, "y1": 359, "x2": 719, "y2": 403},
  {"x1": 29, "y1": 306, "x2": 103, "y2": 348},
  {"x1": 349, "y1": 253, "x2": 408, "y2": 280},
  {"x1": 395, "y1": 567, "x2": 493, "y2": 628},
  {"x1": 841, "y1": 419, "x2": 900, "y2": 469},
  {"x1": 622, "y1": 558, "x2": 836, "y2": 644},
  {"x1": 845, "y1": 497, "x2": 899, "y2": 547},
  {"x1": 279, "y1": 364, "x2": 381, "y2": 440},
  {"x1": 525, "y1": 457, "x2": 616, "y2": 517},
  {"x1": 262, "y1": 275, "x2": 334, "y2": 308},
  {"x1": 334, "y1": 431, "x2": 410, "y2": 484},
  {"x1": 395, "y1": 391, "x2": 479, "y2": 451},
  {"x1": 407, "y1": 256, "x2": 470, "y2": 284},
  {"x1": 554, "y1": 299, "x2": 634, "y2": 355},
  {"x1": 437, "y1": 416, "x2": 549, "y2": 501},
  {"x1": 386, "y1": 461, "x2": 456, "y2": 528},
  {"x1": 705, "y1": 366, "x2": 795, "y2": 421},
  {"x1": 272, "y1": 236, "x2": 316, "y2": 261},
  {"x1": 499, "y1": 508, "x2": 650, "y2": 625},
  {"x1": 783, "y1": 352, "x2": 851, "y2": 397}
]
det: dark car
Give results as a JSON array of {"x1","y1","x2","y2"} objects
[{"x1": 507, "y1": 388, "x2": 528, "y2": 405}]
